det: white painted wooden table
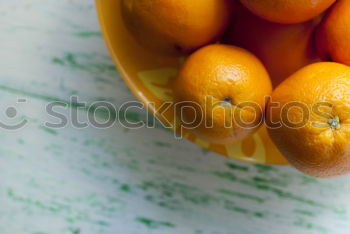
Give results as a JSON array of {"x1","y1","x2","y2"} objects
[{"x1": 1, "y1": 1, "x2": 350, "y2": 234}]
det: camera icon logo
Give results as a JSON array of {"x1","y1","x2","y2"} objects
[{"x1": 0, "y1": 98, "x2": 28, "y2": 130}]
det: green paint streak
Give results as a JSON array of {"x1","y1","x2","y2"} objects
[
  {"x1": 300, "y1": 175, "x2": 320, "y2": 185},
  {"x1": 52, "y1": 57, "x2": 65, "y2": 65},
  {"x1": 141, "y1": 180, "x2": 218, "y2": 206},
  {"x1": 213, "y1": 171, "x2": 237, "y2": 181},
  {"x1": 39, "y1": 126, "x2": 58, "y2": 135},
  {"x1": 294, "y1": 209, "x2": 316, "y2": 217},
  {"x1": 118, "y1": 109, "x2": 148, "y2": 125},
  {"x1": 253, "y1": 184, "x2": 325, "y2": 209},
  {"x1": 224, "y1": 200, "x2": 266, "y2": 218},
  {"x1": 65, "y1": 213, "x2": 86, "y2": 223},
  {"x1": 66, "y1": 227, "x2": 80, "y2": 234},
  {"x1": 294, "y1": 218, "x2": 329, "y2": 234},
  {"x1": 74, "y1": 31, "x2": 102, "y2": 38},
  {"x1": 7, "y1": 189, "x2": 69, "y2": 213},
  {"x1": 226, "y1": 162, "x2": 249, "y2": 172},
  {"x1": 254, "y1": 212, "x2": 265, "y2": 218},
  {"x1": 94, "y1": 76, "x2": 114, "y2": 85},
  {"x1": 125, "y1": 159, "x2": 139, "y2": 170},
  {"x1": 0, "y1": 84, "x2": 76, "y2": 105},
  {"x1": 140, "y1": 179, "x2": 268, "y2": 218},
  {"x1": 218, "y1": 189, "x2": 265, "y2": 204},
  {"x1": 95, "y1": 220, "x2": 110, "y2": 227},
  {"x1": 52, "y1": 53, "x2": 116, "y2": 73},
  {"x1": 83, "y1": 139, "x2": 105, "y2": 147},
  {"x1": 213, "y1": 171, "x2": 342, "y2": 214},
  {"x1": 149, "y1": 158, "x2": 198, "y2": 172},
  {"x1": 252, "y1": 176, "x2": 287, "y2": 187},
  {"x1": 72, "y1": 229, "x2": 81, "y2": 234},
  {"x1": 120, "y1": 184, "x2": 130, "y2": 192},
  {"x1": 135, "y1": 217, "x2": 175, "y2": 229},
  {"x1": 254, "y1": 165, "x2": 278, "y2": 174}
]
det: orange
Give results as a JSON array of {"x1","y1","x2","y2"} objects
[
  {"x1": 226, "y1": 3, "x2": 319, "y2": 87},
  {"x1": 316, "y1": 0, "x2": 350, "y2": 66},
  {"x1": 239, "y1": 0, "x2": 335, "y2": 24},
  {"x1": 173, "y1": 44, "x2": 272, "y2": 144},
  {"x1": 266, "y1": 62, "x2": 350, "y2": 178},
  {"x1": 120, "y1": 0, "x2": 233, "y2": 55}
]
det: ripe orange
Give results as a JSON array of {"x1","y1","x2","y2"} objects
[
  {"x1": 239, "y1": 0, "x2": 335, "y2": 24},
  {"x1": 226, "y1": 4, "x2": 319, "y2": 87},
  {"x1": 266, "y1": 62, "x2": 350, "y2": 178},
  {"x1": 316, "y1": 0, "x2": 350, "y2": 66},
  {"x1": 173, "y1": 44, "x2": 272, "y2": 144},
  {"x1": 121, "y1": 0, "x2": 233, "y2": 55}
]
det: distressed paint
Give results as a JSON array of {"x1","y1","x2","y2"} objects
[{"x1": 0, "y1": 1, "x2": 350, "y2": 234}]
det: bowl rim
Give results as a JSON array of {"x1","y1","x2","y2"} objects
[{"x1": 95, "y1": 0, "x2": 151, "y2": 109}]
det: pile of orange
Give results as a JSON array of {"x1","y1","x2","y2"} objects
[{"x1": 121, "y1": 0, "x2": 350, "y2": 178}]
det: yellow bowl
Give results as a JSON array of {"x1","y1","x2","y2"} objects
[{"x1": 95, "y1": 0, "x2": 288, "y2": 165}]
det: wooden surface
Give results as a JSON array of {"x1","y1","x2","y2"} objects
[{"x1": 1, "y1": 1, "x2": 350, "y2": 234}]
